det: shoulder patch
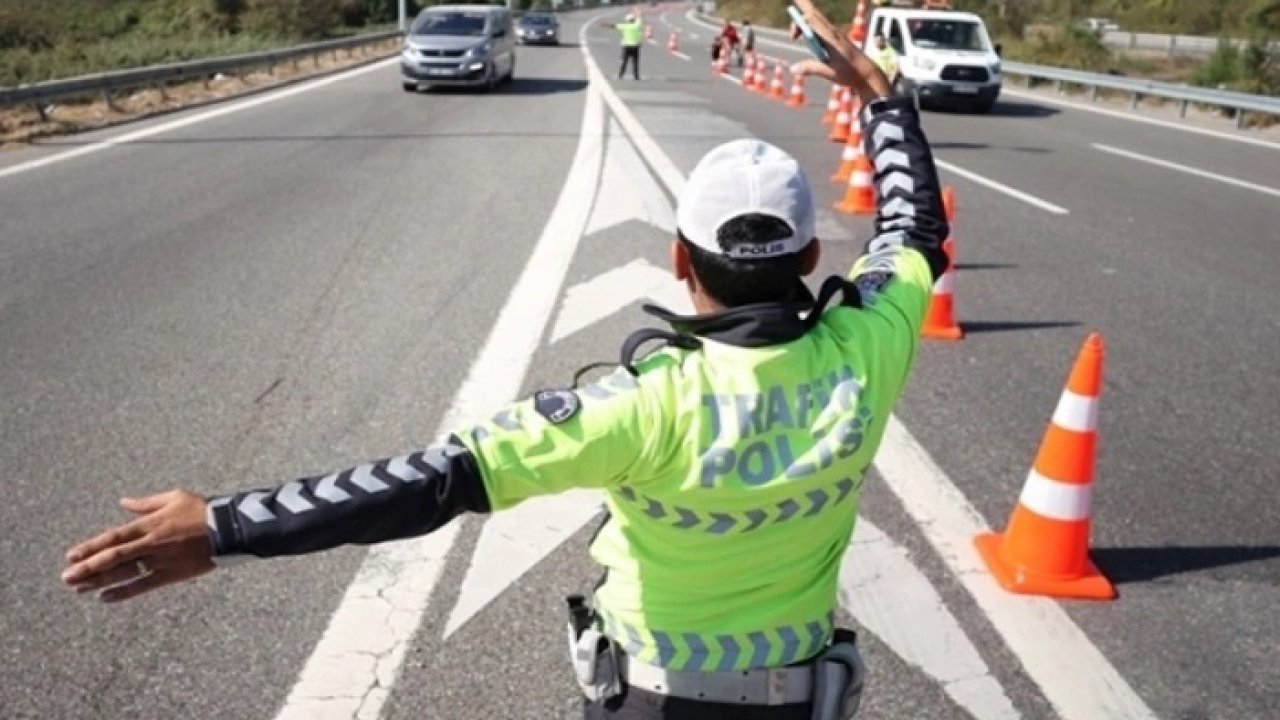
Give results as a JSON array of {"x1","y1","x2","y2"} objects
[
  {"x1": 533, "y1": 389, "x2": 581, "y2": 425},
  {"x1": 853, "y1": 271, "x2": 895, "y2": 307}
]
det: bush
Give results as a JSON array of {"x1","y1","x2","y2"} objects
[
  {"x1": 0, "y1": 0, "x2": 369, "y2": 86},
  {"x1": 242, "y1": 0, "x2": 342, "y2": 40},
  {"x1": 1193, "y1": 40, "x2": 1241, "y2": 88},
  {"x1": 1020, "y1": 24, "x2": 1111, "y2": 71}
]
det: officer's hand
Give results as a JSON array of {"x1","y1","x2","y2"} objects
[
  {"x1": 789, "y1": 0, "x2": 892, "y2": 101},
  {"x1": 61, "y1": 490, "x2": 215, "y2": 603}
]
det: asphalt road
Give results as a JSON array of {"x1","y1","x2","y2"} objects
[{"x1": 2, "y1": 5, "x2": 1277, "y2": 719}]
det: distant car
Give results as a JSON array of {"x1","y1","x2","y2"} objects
[
  {"x1": 516, "y1": 12, "x2": 559, "y2": 45},
  {"x1": 1078, "y1": 17, "x2": 1121, "y2": 34},
  {"x1": 400, "y1": 4, "x2": 516, "y2": 92}
]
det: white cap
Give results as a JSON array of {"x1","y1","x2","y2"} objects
[
  {"x1": 625, "y1": 12, "x2": 636, "y2": 21},
  {"x1": 677, "y1": 139, "x2": 816, "y2": 260}
]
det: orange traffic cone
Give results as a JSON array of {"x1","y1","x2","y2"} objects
[
  {"x1": 974, "y1": 333, "x2": 1116, "y2": 601},
  {"x1": 821, "y1": 84, "x2": 840, "y2": 125},
  {"x1": 754, "y1": 55, "x2": 771, "y2": 93},
  {"x1": 922, "y1": 233, "x2": 963, "y2": 340},
  {"x1": 667, "y1": 31, "x2": 678, "y2": 53},
  {"x1": 646, "y1": 24, "x2": 654, "y2": 42},
  {"x1": 829, "y1": 88, "x2": 852, "y2": 143},
  {"x1": 848, "y1": 1, "x2": 869, "y2": 44},
  {"x1": 943, "y1": 185, "x2": 956, "y2": 224},
  {"x1": 834, "y1": 150, "x2": 875, "y2": 215},
  {"x1": 785, "y1": 69, "x2": 806, "y2": 107},
  {"x1": 742, "y1": 53, "x2": 756, "y2": 88},
  {"x1": 770, "y1": 60, "x2": 786, "y2": 100},
  {"x1": 713, "y1": 47, "x2": 729, "y2": 75},
  {"x1": 830, "y1": 110, "x2": 863, "y2": 183}
]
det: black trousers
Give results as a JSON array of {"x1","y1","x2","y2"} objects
[
  {"x1": 584, "y1": 686, "x2": 812, "y2": 719},
  {"x1": 619, "y1": 45, "x2": 641, "y2": 80}
]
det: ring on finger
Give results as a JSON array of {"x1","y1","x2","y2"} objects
[{"x1": 135, "y1": 559, "x2": 151, "y2": 577}]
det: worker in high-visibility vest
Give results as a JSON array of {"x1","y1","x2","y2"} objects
[
  {"x1": 611, "y1": 11, "x2": 645, "y2": 80},
  {"x1": 872, "y1": 32, "x2": 899, "y2": 84}
]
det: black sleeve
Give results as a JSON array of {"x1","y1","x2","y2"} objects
[
  {"x1": 204, "y1": 435, "x2": 491, "y2": 561},
  {"x1": 859, "y1": 96, "x2": 949, "y2": 282}
]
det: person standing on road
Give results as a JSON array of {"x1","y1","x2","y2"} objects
[
  {"x1": 741, "y1": 19, "x2": 756, "y2": 67},
  {"x1": 717, "y1": 19, "x2": 741, "y2": 65},
  {"x1": 872, "y1": 32, "x2": 899, "y2": 85},
  {"x1": 59, "y1": 0, "x2": 948, "y2": 717},
  {"x1": 612, "y1": 11, "x2": 644, "y2": 80}
]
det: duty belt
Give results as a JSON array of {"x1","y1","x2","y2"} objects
[{"x1": 621, "y1": 653, "x2": 813, "y2": 706}]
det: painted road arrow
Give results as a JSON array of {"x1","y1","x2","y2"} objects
[
  {"x1": 549, "y1": 258, "x2": 692, "y2": 344},
  {"x1": 585, "y1": 118, "x2": 677, "y2": 237},
  {"x1": 443, "y1": 489, "x2": 605, "y2": 639}
]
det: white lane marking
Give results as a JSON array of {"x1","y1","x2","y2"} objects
[
  {"x1": 1093, "y1": 142, "x2": 1280, "y2": 198},
  {"x1": 720, "y1": 74, "x2": 743, "y2": 86},
  {"x1": 274, "y1": 35, "x2": 607, "y2": 720},
  {"x1": 845, "y1": 521, "x2": 1020, "y2": 720},
  {"x1": 935, "y1": 159, "x2": 1071, "y2": 214},
  {"x1": 443, "y1": 490, "x2": 604, "y2": 638},
  {"x1": 592, "y1": 29, "x2": 1156, "y2": 720},
  {"x1": 1004, "y1": 89, "x2": 1280, "y2": 152},
  {"x1": 874, "y1": 417, "x2": 1158, "y2": 720},
  {"x1": 0, "y1": 57, "x2": 398, "y2": 182},
  {"x1": 586, "y1": 57, "x2": 685, "y2": 197},
  {"x1": 551, "y1": 258, "x2": 692, "y2": 343},
  {"x1": 585, "y1": 117, "x2": 677, "y2": 236},
  {"x1": 673, "y1": 51, "x2": 691, "y2": 61}
]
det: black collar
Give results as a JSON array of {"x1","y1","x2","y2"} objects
[{"x1": 620, "y1": 276, "x2": 861, "y2": 371}]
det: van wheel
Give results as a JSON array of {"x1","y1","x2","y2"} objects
[
  {"x1": 485, "y1": 65, "x2": 498, "y2": 92},
  {"x1": 402, "y1": 81, "x2": 417, "y2": 93},
  {"x1": 504, "y1": 56, "x2": 516, "y2": 83},
  {"x1": 971, "y1": 96, "x2": 997, "y2": 113}
]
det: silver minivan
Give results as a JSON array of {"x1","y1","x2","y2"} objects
[{"x1": 400, "y1": 5, "x2": 516, "y2": 92}]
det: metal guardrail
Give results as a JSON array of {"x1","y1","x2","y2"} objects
[
  {"x1": 0, "y1": 31, "x2": 402, "y2": 116},
  {"x1": 1100, "y1": 31, "x2": 1280, "y2": 58},
  {"x1": 1002, "y1": 61, "x2": 1280, "y2": 128}
]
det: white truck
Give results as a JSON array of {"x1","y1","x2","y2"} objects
[{"x1": 862, "y1": 3, "x2": 1003, "y2": 113}]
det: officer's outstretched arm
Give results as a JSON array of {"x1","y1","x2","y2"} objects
[
  {"x1": 205, "y1": 435, "x2": 491, "y2": 561},
  {"x1": 204, "y1": 368, "x2": 659, "y2": 561}
]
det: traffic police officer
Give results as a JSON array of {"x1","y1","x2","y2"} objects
[
  {"x1": 872, "y1": 33, "x2": 900, "y2": 84},
  {"x1": 60, "y1": 1, "x2": 948, "y2": 717},
  {"x1": 611, "y1": 10, "x2": 644, "y2": 80}
]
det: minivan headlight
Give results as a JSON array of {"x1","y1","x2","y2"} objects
[
  {"x1": 911, "y1": 56, "x2": 937, "y2": 71},
  {"x1": 465, "y1": 42, "x2": 492, "y2": 58},
  {"x1": 990, "y1": 61, "x2": 1002, "y2": 75}
]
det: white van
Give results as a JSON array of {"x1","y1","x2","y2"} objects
[{"x1": 862, "y1": 5, "x2": 1002, "y2": 113}]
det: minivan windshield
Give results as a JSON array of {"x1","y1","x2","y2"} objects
[
  {"x1": 411, "y1": 12, "x2": 487, "y2": 36},
  {"x1": 520, "y1": 14, "x2": 556, "y2": 26},
  {"x1": 905, "y1": 19, "x2": 988, "y2": 51}
]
